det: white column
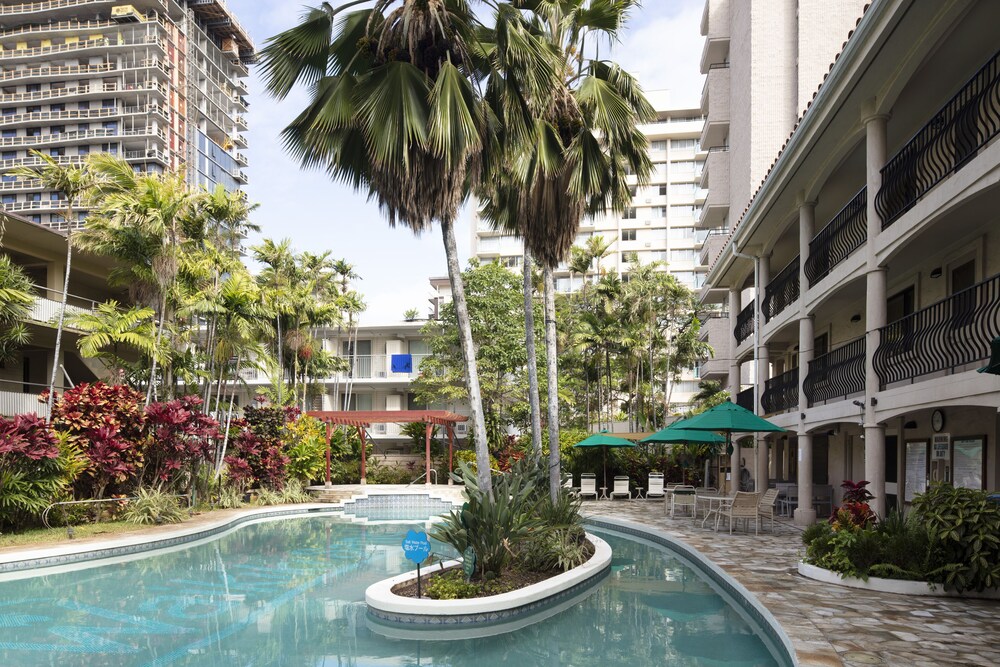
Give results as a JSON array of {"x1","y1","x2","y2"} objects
[
  {"x1": 864, "y1": 112, "x2": 889, "y2": 518},
  {"x1": 728, "y1": 287, "x2": 741, "y2": 494},
  {"x1": 795, "y1": 314, "x2": 816, "y2": 525},
  {"x1": 755, "y1": 256, "x2": 770, "y2": 491}
]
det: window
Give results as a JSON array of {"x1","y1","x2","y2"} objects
[
  {"x1": 654, "y1": 206, "x2": 667, "y2": 217},
  {"x1": 50, "y1": 103, "x2": 64, "y2": 112},
  {"x1": 2, "y1": 130, "x2": 15, "y2": 138},
  {"x1": 0, "y1": 108, "x2": 13, "y2": 116},
  {"x1": 78, "y1": 101, "x2": 90, "y2": 110},
  {"x1": 49, "y1": 147, "x2": 64, "y2": 156},
  {"x1": 2, "y1": 195, "x2": 14, "y2": 204},
  {"x1": 25, "y1": 84, "x2": 40, "y2": 93},
  {"x1": 78, "y1": 123, "x2": 89, "y2": 132},
  {"x1": 628, "y1": 185, "x2": 637, "y2": 197},
  {"x1": 26, "y1": 105, "x2": 40, "y2": 113},
  {"x1": 78, "y1": 145, "x2": 89, "y2": 155},
  {"x1": 622, "y1": 207, "x2": 636, "y2": 220},
  {"x1": 30, "y1": 193, "x2": 41, "y2": 202},
  {"x1": 50, "y1": 125, "x2": 64, "y2": 134},
  {"x1": 1, "y1": 175, "x2": 13, "y2": 183},
  {"x1": 499, "y1": 255, "x2": 521, "y2": 268},
  {"x1": 671, "y1": 138, "x2": 698, "y2": 149},
  {"x1": 669, "y1": 226, "x2": 695, "y2": 240},
  {"x1": 670, "y1": 183, "x2": 697, "y2": 196},
  {"x1": 650, "y1": 140, "x2": 667, "y2": 151},
  {"x1": 102, "y1": 121, "x2": 117, "y2": 131},
  {"x1": 26, "y1": 128, "x2": 40, "y2": 137},
  {"x1": 658, "y1": 184, "x2": 667, "y2": 196},
  {"x1": 672, "y1": 160, "x2": 696, "y2": 172},
  {"x1": 621, "y1": 229, "x2": 636, "y2": 241},
  {"x1": 621, "y1": 251, "x2": 637, "y2": 264},
  {"x1": 30, "y1": 215, "x2": 41, "y2": 223},
  {"x1": 669, "y1": 249, "x2": 696, "y2": 262},
  {"x1": 670, "y1": 205, "x2": 696, "y2": 216},
  {"x1": 2, "y1": 151, "x2": 15, "y2": 160},
  {"x1": 102, "y1": 99, "x2": 115, "y2": 108}
]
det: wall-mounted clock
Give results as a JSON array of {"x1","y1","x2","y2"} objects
[{"x1": 931, "y1": 409, "x2": 945, "y2": 433}]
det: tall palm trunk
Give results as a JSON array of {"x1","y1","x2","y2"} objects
[
  {"x1": 145, "y1": 292, "x2": 166, "y2": 407},
  {"x1": 441, "y1": 217, "x2": 492, "y2": 495},
  {"x1": 46, "y1": 225, "x2": 73, "y2": 419},
  {"x1": 543, "y1": 266, "x2": 560, "y2": 503},
  {"x1": 522, "y1": 248, "x2": 542, "y2": 464}
]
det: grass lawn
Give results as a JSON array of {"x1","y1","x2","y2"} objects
[{"x1": 0, "y1": 520, "x2": 155, "y2": 549}]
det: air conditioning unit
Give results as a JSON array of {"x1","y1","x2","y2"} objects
[
  {"x1": 455, "y1": 423, "x2": 468, "y2": 435},
  {"x1": 644, "y1": 242, "x2": 652, "y2": 247},
  {"x1": 644, "y1": 220, "x2": 651, "y2": 225},
  {"x1": 645, "y1": 198, "x2": 652, "y2": 203}
]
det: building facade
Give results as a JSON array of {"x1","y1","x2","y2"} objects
[
  {"x1": 703, "y1": 0, "x2": 1000, "y2": 522},
  {"x1": 696, "y1": 0, "x2": 867, "y2": 387},
  {"x1": 0, "y1": 0, "x2": 252, "y2": 230},
  {"x1": 469, "y1": 92, "x2": 708, "y2": 410}
]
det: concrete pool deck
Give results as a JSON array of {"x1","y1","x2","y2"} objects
[{"x1": 584, "y1": 499, "x2": 999, "y2": 667}]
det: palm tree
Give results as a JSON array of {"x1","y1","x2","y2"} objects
[
  {"x1": 522, "y1": 248, "x2": 543, "y2": 463},
  {"x1": 9, "y1": 150, "x2": 94, "y2": 417},
  {"x1": 478, "y1": 1, "x2": 654, "y2": 499},
  {"x1": 258, "y1": 1, "x2": 516, "y2": 492},
  {"x1": 0, "y1": 255, "x2": 34, "y2": 364},
  {"x1": 67, "y1": 301, "x2": 159, "y2": 377}
]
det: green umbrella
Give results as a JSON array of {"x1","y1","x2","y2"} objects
[
  {"x1": 640, "y1": 425, "x2": 727, "y2": 445},
  {"x1": 978, "y1": 336, "x2": 1000, "y2": 375},
  {"x1": 681, "y1": 402, "x2": 786, "y2": 486},
  {"x1": 573, "y1": 432, "x2": 636, "y2": 490}
]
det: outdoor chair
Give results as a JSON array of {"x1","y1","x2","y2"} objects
[
  {"x1": 670, "y1": 485, "x2": 697, "y2": 518},
  {"x1": 611, "y1": 476, "x2": 631, "y2": 500},
  {"x1": 695, "y1": 486, "x2": 717, "y2": 495},
  {"x1": 720, "y1": 491, "x2": 761, "y2": 534},
  {"x1": 579, "y1": 473, "x2": 598, "y2": 500},
  {"x1": 562, "y1": 474, "x2": 577, "y2": 496},
  {"x1": 758, "y1": 488, "x2": 780, "y2": 531},
  {"x1": 647, "y1": 472, "x2": 665, "y2": 499}
]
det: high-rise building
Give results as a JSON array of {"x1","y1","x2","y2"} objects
[
  {"x1": 0, "y1": 0, "x2": 253, "y2": 230},
  {"x1": 469, "y1": 92, "x2": 707, "y2": 410}
]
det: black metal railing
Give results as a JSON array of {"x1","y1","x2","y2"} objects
[
  {"x1": 735, "y1": 303, "x2": 754, "y2": 344},
  {"x1": 803, "y1": 336, "x2": 866, "y2": 406},
  {"x1": 761, "y1": 367, "x2": 799, "y2": 413},
  {"x1": 874, "y1": 272, "x2": 1000, "y2": 387},
  {"x1": 736, "y1": 387, "x2": 754, "y2": 412},
  {"x1": 875, "y1": 49, "x2": 1000, "y2": 228},
  {"x1": 805, "y1": 187, "x2": 867, "y2": 287},
  {"x1": 763, "y1": 256, "x2": 800, "y2": 322}
]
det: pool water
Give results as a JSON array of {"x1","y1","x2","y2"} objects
[{"x1": 0, "y1": 516, "x2": 787, "y2": 666}]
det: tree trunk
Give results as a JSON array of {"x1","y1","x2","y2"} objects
[
  {"x1": 440, "y1": 217, "x2": 492, "y2": 495},
  {"x1": 46, "y1": 227, "x2": 73, "y2": 420},
  {"x1": 522, "y1": 248, "x2": 542, "y2": 464},
  {"x1": 145, "y1": 292, "x2": 166, "y2": 407},
  {"x1": 543, "y1": 266, "x2": 560, "y2": 503}
]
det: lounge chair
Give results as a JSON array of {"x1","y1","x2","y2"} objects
[
  {"x1": 670, "y1": 485, "x2": 697, "y2": 518},
  {"x1": 758, "y1": 488, "x2": 780, "y2": 531},
  {"x1": 579, "y1": 473, "x2": 598, "y2": 500},
  {"x1": 562, "y1": 474, "x2": 576, "y2": 496},
  {"x1": 647, "y1": 472, "x2": 665, "y2": 499},
  {"x1": 720, "y1": 491, "x2": 761, "y2": 534},
  {"x1": 610, "y1": 476, "x2": 631, "y2": 500}
]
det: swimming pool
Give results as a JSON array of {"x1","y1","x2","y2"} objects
[{"x1": 0, "y1": 513, "x2": 790, "y2": 666}]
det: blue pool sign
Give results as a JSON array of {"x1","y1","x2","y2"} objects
[{"x1": 402, "y1": 530, "x2": 431, "y2": 564}]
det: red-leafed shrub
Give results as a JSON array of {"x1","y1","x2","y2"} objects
[
  {"x1": 223, "y1": 403, "x2": 298, "y2": 491},
  {"x1": 142, "y1": 396, "x2": 221, "y2": 492},
  {"x1": 0, "y1": 413, "x2": 59, "y2": 460},
  {"x1": 0, "y1": 413, "x2": 77, "y2": 530},
  {"x1": 48, "y1": 382, "x2": 146, "y2": 498}
]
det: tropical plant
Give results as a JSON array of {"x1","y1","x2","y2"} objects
[
  {"x1": 912, "y1": 483, "x2": 1000, "y2": 592},
  {"x1": 67, "y1": 301, "x2": 160, "y2": 376},
  {"x1": 9, "y1": 150, "x2": 95, "y2": 416},
  {"x1": 120, "y1": 487, "x2": 188, "y2": 525},
  {"x1": 259, "y1": 0, "x2": 507, "y2": 494},
  {"x1": 0, "y1": 255, "x2": 34, "y2": 364},
  {"x1": 141, "y1": 396, "x2": 221, "y2": 493},
  {"x1": 283, "y1": 414, "x2": 330, "y2": 482}
]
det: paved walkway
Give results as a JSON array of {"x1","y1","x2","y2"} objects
[{"x1": 584, "y1": 498, "x2": 999, "y2": 667}]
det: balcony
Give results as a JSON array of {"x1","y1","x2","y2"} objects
[
  {"x1": 697, "y1": 312, "x2": 730, "y2": 379},
  {"x1": 735, "y1": 302, "x2": 753, "y2": 345},
  {"x1": 762, "y1": 255, "x2": 800, "y2": 322},
  {"x1": 874, "y1": 272, "x2": 1000, "y2": 388},
  {"x1": 26, "y1": 284, "x2": 98, "y2": 325},
  {"x1": 698, "y1": 147, "x2": 729, "y2": 228},
  {"x1": 699, "y1": 0, "x2": 730, "y2": 72},
  {"x1": 875, "y1": 49, "x2": 1000, "y2": 229},
  {"x1": 335, "y1": 354, "x2": 432, "y2": 382},
  {"x1": 698, "y1": 228, "x2": 728, "y2": 267},
  {"x1": 761, "y1": 367, "x2": 798, "y2": 414},
  {"x1": 700, "y1": 64, "x2": 730, "y2": 148},
  {"x1": 803, "y1": 336, "x2": 865, "y2": 407},
  {"x1": 0, "y1": 383, "x2": 48, "y2": 418},
  {"x1": 736, "y1": 387, "x2": 754, "y2": 412},
  {"x1": 804, "y1": 187, "x2": 867, "y2": 287},
  {"x1": 0, "y1": 59, "x2": 167, "y2": 84},
  {"x1": 0, "y1": 35, "x2": 162, "y2": 63}
]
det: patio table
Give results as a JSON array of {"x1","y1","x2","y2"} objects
[
  {"x1": 633, "y1": 487, "x2": 645, "y2": 501},
  {"x1": 697, "y1": 494, "x2": 734, "y2": 530},
  {"x1": 598, "y1": 486, "x2": 609, "y2": 500}
]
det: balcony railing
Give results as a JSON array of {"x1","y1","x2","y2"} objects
[
  {"x1": 736, "y1": 387, "x2": 754, "y2": 412},
  {"x1": 875, "y1": 49, "x2": 1000, "y2": 228},
  {"x1": 805, "y1": 187, "x2": 867, "y2": 287},
  {"x1": 874, "y1": 272, "x2": 1000, "y2": 388},
  {"x1": 762, "y1": 256, "x2": 800, "y2": 322},
  {"x1": 0, "y1": 380, "x2": 51, "y2": 417},
  {"x1": 735, "y1": 303, "x2": 754, "y2": 345},
  {"x1": 803, "y1": 336, "x2": 865, "y2": 406},
  {"x1": 761, "y1": 367, "x2": 798, "y2": 414}
]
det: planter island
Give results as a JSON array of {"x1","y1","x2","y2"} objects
[
  {"x1": 798, "y1": 561, "x2": 1000, "y2": 600},
  {"x1": 365, "y1": 533, "x2": 612, "y2": 640}
]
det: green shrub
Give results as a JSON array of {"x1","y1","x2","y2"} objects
[
  {"x1": 278, "y1": 479, "x2": 312, "y2": 504},
  {"x1": 282, "y1": 415, "x2": 328, "y2": 483},
  {"x1": 121, "y1": 488, "x2": 187, "y2": 525},
  {"x1": 912, "y1": 483, "x2": 1000, "y2": 593},
  {"x1": 431, "y1": 459, "x2": 545, "y2": 578},
  {"x1": 367, "y1": 464, "x2": 414, "y2": 485},
  {"x1": 425, "y1": 570, "x2": 479, "y2": 600},
  {"x1": 254, "y1": 488, "x2": 283, "y2": 506},
  {"x1": 216, "y1": 485, "x2": 244, "y2": 509},
  {"x1": 452, "y1": 449, "x2": 498, "y2": 479}
]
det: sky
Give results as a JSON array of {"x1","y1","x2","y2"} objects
[{"x1": 227, "y1": 0, "x2": 706, "y2": 324}]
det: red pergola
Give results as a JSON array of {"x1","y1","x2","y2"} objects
[{"x1": 306, "y1": 410, "x2": 468, "y2": 485}]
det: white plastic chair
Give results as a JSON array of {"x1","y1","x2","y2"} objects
[
  {"x1": 647, "y1": 472, "x2": 665, "y2": 499},
  {"x1": 670, "y1": 485, "x2": 697, "y2": 518},
  {"x1": 610, "y1": 475, "x2": 631, "y2": 500},
  {"x1": 579, "y1": 473, "x2": 598, "y2": 500}
]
